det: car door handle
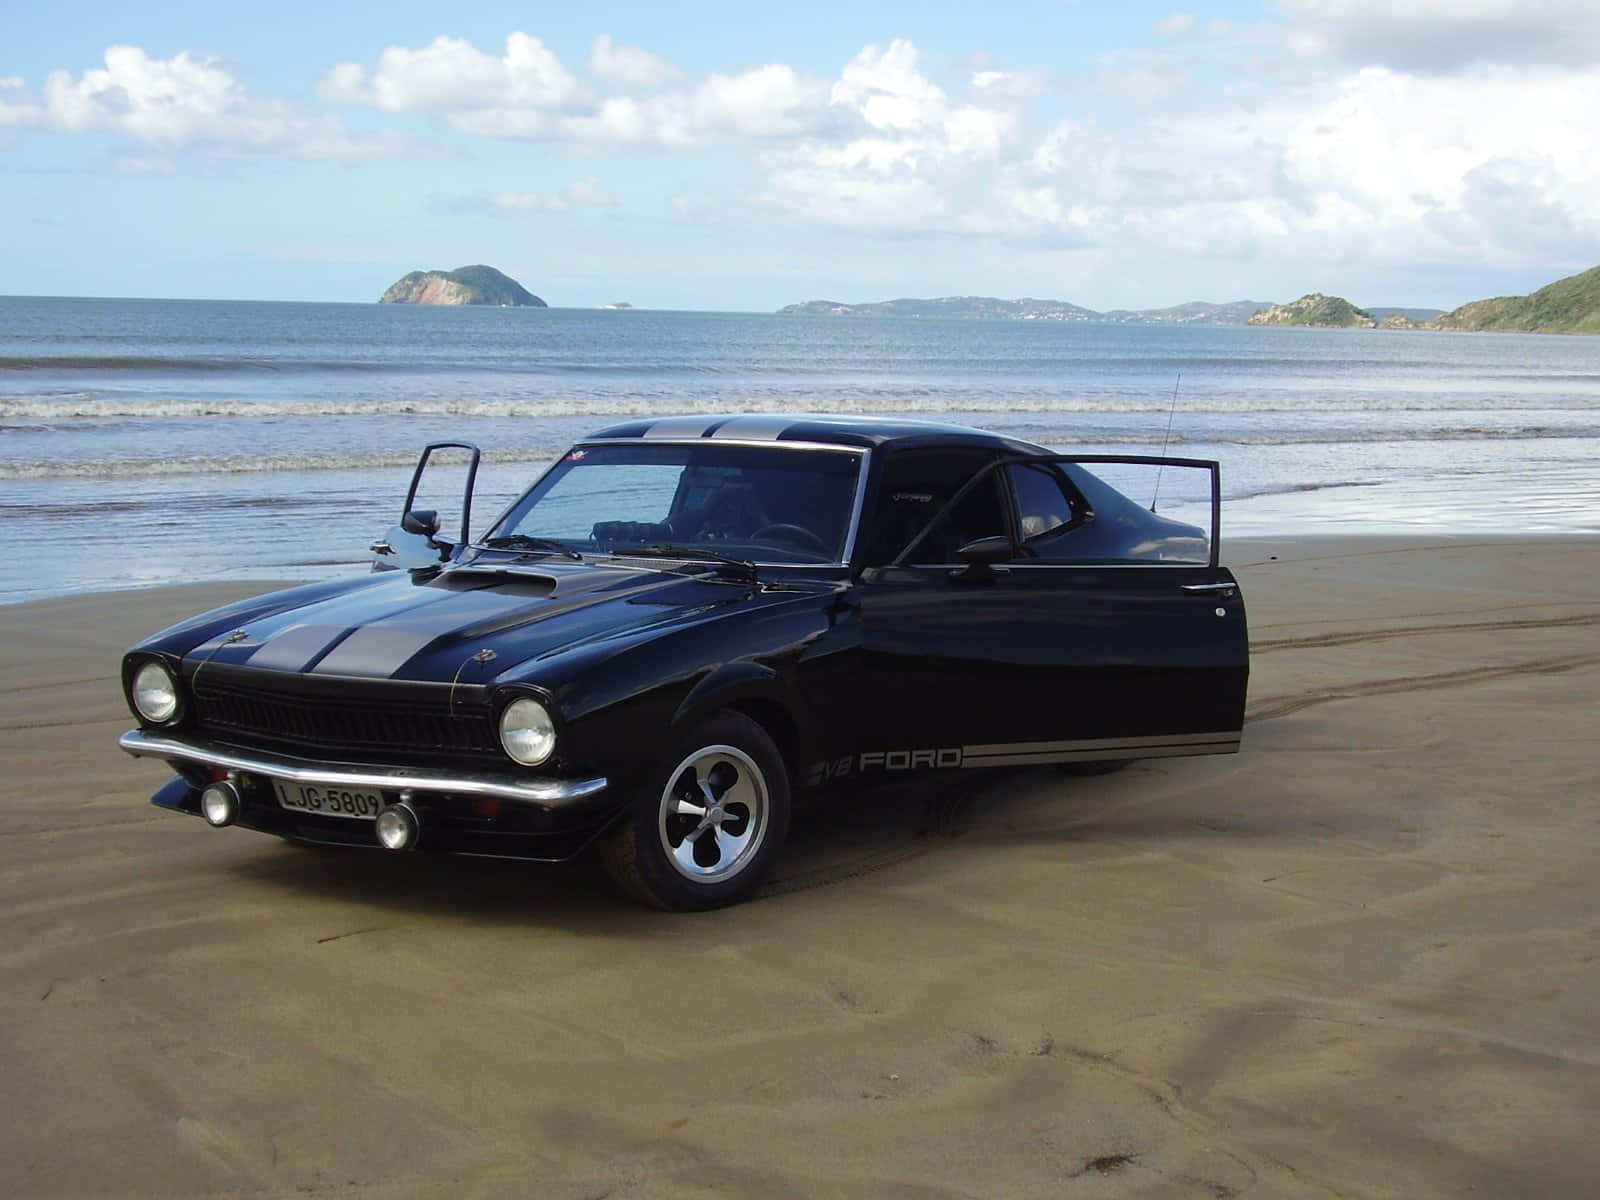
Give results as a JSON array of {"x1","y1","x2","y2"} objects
[
  {"x1": 1182, "y1": 581, "x2": 1237, "y2": 596},
  {"x1": 370, "y1": 540, "x2": 394, "y2": 555}
]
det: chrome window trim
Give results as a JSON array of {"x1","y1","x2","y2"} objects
[
  {"x1": 576, "y1": 437, "x2": 867, "y2": 455},
  {"x1": 840, "y1": 446, "x2": 872, "y2": 566}
]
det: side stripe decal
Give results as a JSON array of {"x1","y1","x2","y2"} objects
[{"x1": 960, "y1": 731, "x2": 1240, "y2": 769}]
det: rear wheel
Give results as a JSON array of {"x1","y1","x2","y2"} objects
[{"x1": 600, "y1": 711, "x2": 790, "y2": 910}]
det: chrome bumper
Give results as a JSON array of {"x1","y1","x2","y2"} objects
[{"x1": 118, "y1": 730, "x2": 608, "y2": 810}]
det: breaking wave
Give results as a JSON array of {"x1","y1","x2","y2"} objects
[{"x1": 0, "y1": 451, "x2": 430, "y2": 481}]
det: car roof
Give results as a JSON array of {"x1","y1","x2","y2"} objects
[{"x1": 583, "y1": 413, "x2": 1049, "y2": 454}]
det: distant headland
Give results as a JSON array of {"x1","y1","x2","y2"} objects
[
  {"x1": 379, "y1": 264, "x2": 546, "y2": 307},
  {"x1": 778, "y1": 263, "x2": 1600, "y2": 333}
]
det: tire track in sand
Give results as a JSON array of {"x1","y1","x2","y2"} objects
[
  {"x1": 1247, "y1": 652, "x2": 1600, "y2": 724},
  {"x1": 1251, "y1": 610, "x2": 1600, "y2": 654}
]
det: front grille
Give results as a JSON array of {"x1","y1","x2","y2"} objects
[{"x1": 191, "y1": 679, "x2": 500, "y2": 761}]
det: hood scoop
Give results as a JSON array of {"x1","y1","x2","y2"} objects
[{"x1": 437, "y1": 563, "x2": 560, "y2": 596}]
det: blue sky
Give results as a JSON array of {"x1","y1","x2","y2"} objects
[{"x1": 4, "y1": 1, "x2": 1598, "y2": 310}]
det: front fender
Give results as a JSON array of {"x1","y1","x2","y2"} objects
[{"x1": 670, "y1": 662, "x2": 814, "y2": 784}]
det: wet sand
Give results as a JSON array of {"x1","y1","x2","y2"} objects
[{"x1": 2, "y1": 537, "x2": 1597, "y2": 1197}]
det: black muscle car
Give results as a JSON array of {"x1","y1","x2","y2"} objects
[{"x1": 119, "y1": 415, "x2": 1248, "y2": 909}]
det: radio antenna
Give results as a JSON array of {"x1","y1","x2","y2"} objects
[{"x1": 1151, "y1": 372, "x2": 1181, "y2": 511}]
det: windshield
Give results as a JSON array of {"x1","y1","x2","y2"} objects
[{"x1": 487, "y1": 442, "x2": 864, "y2": 564}]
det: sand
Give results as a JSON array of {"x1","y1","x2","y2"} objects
[{"x1": 1, "y1": 537, "x2": 1597, "y2": 1198}]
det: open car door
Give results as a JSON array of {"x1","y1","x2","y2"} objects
[
  {"x1": 370, "y1": 441, "x2": 481, "y2": 572},
  {"x1": 851, "y1": 453, "x2": 1247, "y2": 769}
]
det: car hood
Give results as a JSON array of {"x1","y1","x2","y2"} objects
[{"x1": 179, "y1": 560, "x2": 775, "y2": 683}]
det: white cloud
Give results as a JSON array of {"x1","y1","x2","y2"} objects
[
  {"x1": 971, "y1": 68, "x2": 1050, "y2": 101},
  {"x1": 0, "y1": 45, "x2": 390, "y2": 157},
  {"x1": 457, "y1": 61, "x2": 825, "y2": 146},
  {"x1": 588, "y1": 35, "x2": 679, "y2": 88},
  {"x1": 691, "y1": 64, "x2": 826, "y2": 138},
  {"x1": 10, "y1": 31, "x2": 1594, "y2": 288},
  {"x1": 316, "y1": 62, "x2": 365, "y2": 105},
  {"x1": 325, "y1": 33, "x2": 820, "y2": 147},
  {"x1": 492, "y1": 176, "x2": 615, "y2": 211},
  {"x1": 832, "y1": 40, "x2": 948, "y2": 133},
  {"x1": 760, "y1": 41, "x2": 1018, "y2": 231},
  {"x1": 1155, "y1": 12, "x2": 1197, "y2": 36},
  {"x1": 321, "y1": 33, "x2": 579, "y2": 110},
  {"x1": 748, "y1": 30, "x2": 1599, "y2": 283},
  {"x1": 1279, "y1": 0, "x2": 1600, "y2": 70},
  {"x1": 36, "y1": 46, "x2": 243, "y2": 145},
  {"x1": 1012, "y1": 63, "x2": 1600, "y2": 267}
]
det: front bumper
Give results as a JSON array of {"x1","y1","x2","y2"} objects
[
  {"x1": 119, "y1": 730, "x2": 607, "y2": 808},
  {"x1": 119, "y1": 729, "x2": 615, "y2": 861}
]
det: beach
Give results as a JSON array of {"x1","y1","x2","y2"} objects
[{"x1": 2, "y1": 534, "x2": 1597, "y2": 1197}]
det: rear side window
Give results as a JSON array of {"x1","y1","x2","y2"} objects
[
  {"x1": 1018, "y1": 460, "x2": 1213, "y2": 564},
  {"x1": 1006, "y1": 462, "x2": 1084, "y2": 546}
]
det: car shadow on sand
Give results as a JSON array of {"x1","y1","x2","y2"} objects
[
  {"x1": 220, "y1": 759, "x2": 1389, "y2": 919},
  {"x1": 219, "y1": 773, "x2": 978, "y2": 922}
]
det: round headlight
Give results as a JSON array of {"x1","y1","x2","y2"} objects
[
  {"x1": 132, "y1": 660, "x2": 180, "y2": 723},
  {"x1": 499, "y1": 697, "x2": 556, "y2": 766}
]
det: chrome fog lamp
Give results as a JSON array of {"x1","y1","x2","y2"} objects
[
  {"x1": 375, "y1": 802, "x2": 420, "y2": 851},
  {"x1": 132, "y1": 660, "x2": 180, "y2": 723},
  {"x1": 200, "y1": 780, "x2": 240, "y2": 827},
  {"x1": 499, "y1": 697, "x2": 556, "y2": 766}
]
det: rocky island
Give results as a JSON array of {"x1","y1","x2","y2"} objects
[
  {"x1": 379, "y1": 264, "x2": 546, "y2": 307},
  {"x1": 1247, "y1": 294, "x2": 1376, "y2": 328}
]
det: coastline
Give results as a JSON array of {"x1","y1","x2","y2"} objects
[{"x1": 3, "y1": 533, "x2": 1598, "y2": 1195}]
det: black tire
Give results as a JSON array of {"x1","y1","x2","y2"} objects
[{"x1": 599, "y1": 711, "x2": 791, "y2": 911}]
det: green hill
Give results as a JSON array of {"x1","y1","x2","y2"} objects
[
  {"x1": 1428, "y1": 265, "x2": 1600, "y2": 334},
  {"x1": 1246, "y1": 293, "x2": 1375, "y2": 328}
]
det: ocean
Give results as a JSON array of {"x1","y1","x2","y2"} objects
[{"x1": 2, "y1": 294, "x2": 1598, "y2": 605}]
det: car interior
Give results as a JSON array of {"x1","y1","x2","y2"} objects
[{"x1": 859, "y1": 448, "x2": 1009, "y2": 566}]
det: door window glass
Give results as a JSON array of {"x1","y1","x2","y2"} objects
[{"x1": 862, "y1": 448, "x2": 1007, "y2": 565}]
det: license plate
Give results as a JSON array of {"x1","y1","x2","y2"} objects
[{"x1": 272, "y1": 780, "x2": 384, "y2": 820}]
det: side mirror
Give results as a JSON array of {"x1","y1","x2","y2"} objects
[
  {"x1": 401, "y1": 509, "x2": 441, "y2": 538},
  {"x1": 955, "y1": 535, "x2": 1013, "y2": 566},
  {"x1": 952, "y1": 535, "x2": 1013, "y2": 583}
]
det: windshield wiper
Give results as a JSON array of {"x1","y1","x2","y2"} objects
[
  {"x1": 479, "y1": 534, "x2": 583, "y2": 560},
  {"x1": 610, "y1": 543, "x2": 757, "y2": 580}
]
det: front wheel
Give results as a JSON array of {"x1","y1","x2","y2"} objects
[{"x1": 600, "y1": 711, "x2": 791, "y2": 910}]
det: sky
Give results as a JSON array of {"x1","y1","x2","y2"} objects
[{"x1": 3, "y1": 0, "x2": 1599, "y2": 311}]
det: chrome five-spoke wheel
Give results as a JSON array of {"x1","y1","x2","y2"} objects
[
  {"x1": 601, "y1": 711, "x2": 791, "y2": 910},
  {"x1": 659, "y1": 744, "x2": 768, "y2": 883}
]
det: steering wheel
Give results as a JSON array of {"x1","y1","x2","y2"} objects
[{"x1": 750, "y1": 523, "x2": 829, "y2": 555}]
